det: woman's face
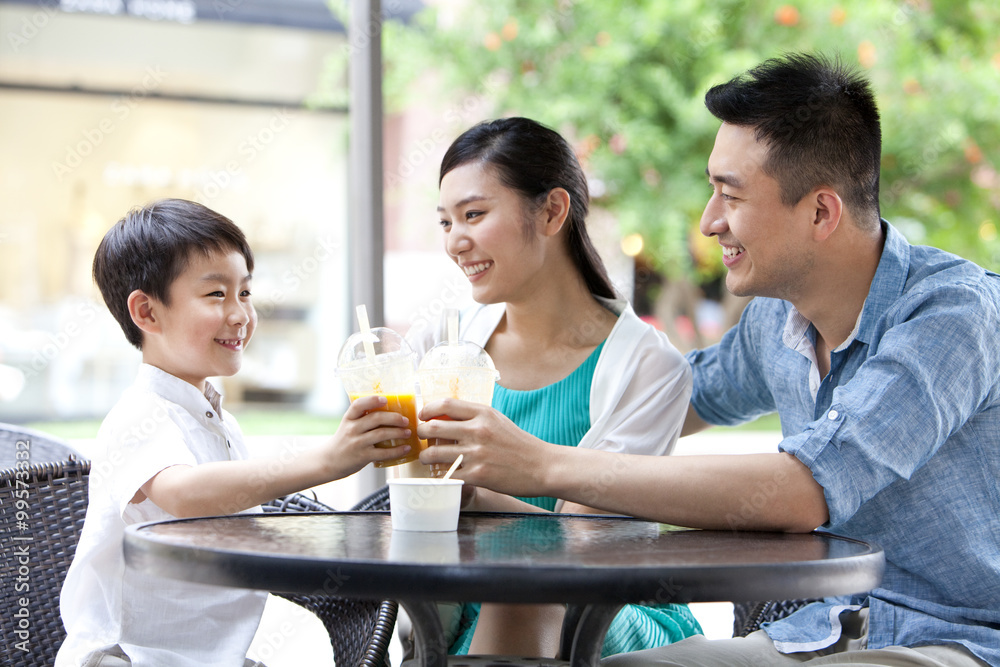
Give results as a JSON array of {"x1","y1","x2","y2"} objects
[{"x1": 438, "y1": 162, "x2": 545, "y2": 304}]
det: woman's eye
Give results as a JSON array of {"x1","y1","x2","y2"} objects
[
  {"x1": 439, "y1": 219, "x2": 452, "y2": 229},
  {"x1": 466, "y1": 210, "x2": 483, "y2": 220}
]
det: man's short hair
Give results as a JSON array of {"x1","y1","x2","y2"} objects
[
  {"x1": 705, "y1": 53, "x2": 882, "y2": 227},
  {"x1": 93, "y1": 198, "x2": 254, "y2": 349}
]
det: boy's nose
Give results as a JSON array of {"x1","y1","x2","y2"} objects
[{"x1": 228, "y1": 300, "x2": 252, "y2": 326}]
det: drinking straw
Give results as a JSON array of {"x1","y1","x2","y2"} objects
[
  {"x1": 356, "y1": 304, "x2": 377, "y2": 361},
  {"x1": 442, "y1": 454, "x2": 464, "y2": 480},
  {"x1": 446, "y1": 308, "x2": 459, "y2": 345}
]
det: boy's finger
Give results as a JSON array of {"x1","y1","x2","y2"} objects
[
  {"x1": 345, "y1": 395, "x2": 388, "y2": 416},
  {"x1": 370, "y1": 443, "x2": 411, "y2": 461}
]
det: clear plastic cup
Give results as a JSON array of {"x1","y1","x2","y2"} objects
[
  {"x1": 418, "y1": 340, "x2": 500, "y2": 475},
  {"x1": 337, "y1": 327, "x2": 423, "y2": 468},
  {"x1": 387, "y1": 478, "x2": 464, "y2": 531}
]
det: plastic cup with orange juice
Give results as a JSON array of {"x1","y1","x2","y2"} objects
[
  {"x1": 418, "y1": 338, "x2": 499, "y2": 475},
  {"x1": 337, "y1": 324, "x2": 424, "y2": 468}
]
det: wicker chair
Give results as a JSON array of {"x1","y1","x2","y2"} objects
[
  {"x1": 0, "y1": 460, "x2": 396, "y2": 667},
  {"x1": 732, "y1": 598, "x2": 820, "y2": 637},
  {"x1": 0, "y1": 422, "x2": 84, "y2": 468},
  {"x1": 262, "y1": 486, "x2": 397, "y2": 667},
  {"x1": 1, "y1": 459, "x2": 91, "y2": 667}
]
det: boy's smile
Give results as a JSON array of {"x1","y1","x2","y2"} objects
[{"x1": 136, "y1": 249, "x2": 255, "y2": 391}]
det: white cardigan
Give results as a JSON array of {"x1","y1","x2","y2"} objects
[{"x1": 408, "y1": 297, "x2": 692, "y2": 457}]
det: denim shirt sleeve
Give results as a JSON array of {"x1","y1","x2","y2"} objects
[
  {"x1": 780, "y1": 278, "x2": 1000, "y2": 527},
  {"x1": 685, "y1": 298, "x2": 779, "y2": 426}
]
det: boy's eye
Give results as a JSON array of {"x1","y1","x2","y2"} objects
[
  {"x1": 241, "y1": 290, "x2": 252, "y2": 297},
  {"x1": 208, "y1": 290, "x2": 225, "y2": 297}
]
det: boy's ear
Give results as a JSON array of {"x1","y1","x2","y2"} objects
[{"x1": 127, "y1": 289, "x2": 161, "y2": 335}]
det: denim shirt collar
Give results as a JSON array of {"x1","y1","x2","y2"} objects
[
  {"x1": 782, "y1": 220, "x2": 910, "y2": 351},
  {"x1": 854, "y1": 220, "x2": 910, "y2": 346}
]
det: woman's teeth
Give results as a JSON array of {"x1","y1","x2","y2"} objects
[{"x1": 463, "y1": 262, "x2": 492, "y2": 276}]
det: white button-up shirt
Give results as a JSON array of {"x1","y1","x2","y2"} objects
[{"x1": 57, "y1": 364, "x2": 266, "y2": 667}]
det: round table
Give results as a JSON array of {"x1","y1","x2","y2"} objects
[{"x1": 125, "y1": 511, "x2": 884, "y2": 667}]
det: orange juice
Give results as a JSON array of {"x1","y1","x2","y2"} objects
[{"x1": 349, "y1": 393, "x2": 425, "y2": 467}]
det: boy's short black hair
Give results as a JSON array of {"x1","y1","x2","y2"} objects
[{"x1": 93, "y1": 198, "x2": 255, "y2": 350}]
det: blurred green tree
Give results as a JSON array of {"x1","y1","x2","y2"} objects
[{"x1": 379, "y1": 0, "x2": 999, "y2": 281}]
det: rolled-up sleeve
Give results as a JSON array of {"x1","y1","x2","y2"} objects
[{"x1": 780, "y1": 282, "x2": 1000, "y2": 526}]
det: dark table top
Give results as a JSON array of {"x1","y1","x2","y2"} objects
[{"x1": 125, "y1": 511, "x2": 884, "y2": 606}]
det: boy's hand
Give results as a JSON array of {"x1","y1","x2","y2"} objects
[{"x1": 323, "y1": 395, "x2": 413, "y2": 478}]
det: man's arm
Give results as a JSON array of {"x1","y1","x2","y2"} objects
[
  {"x1": 433, "y1": 437, "x2": 828, "y2": 532},
  {"x1": 549, "y1": 446, "x2": 826, "y2": 532}
]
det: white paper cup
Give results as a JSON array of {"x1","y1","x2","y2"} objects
[{"x1": 387, "y1": 478, "x2": 464, "y2": 532}]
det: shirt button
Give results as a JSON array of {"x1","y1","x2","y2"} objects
[
  {"x1": 206, "y1": 411, "x2": 214, "y2": 419},
  {"x1": 828, "y1": 410, "x2": 839, "y2": 420}
]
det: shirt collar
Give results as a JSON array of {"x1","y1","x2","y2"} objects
[
  {"x1": 854, "y1": 219, "x2": 910, "y2": 346},
  {"x1": 781, "y1": 220, "x2": 908, "y2": 356},
  {"x1": 135, "y1": 364, "x2": 225, "y2": 421}
]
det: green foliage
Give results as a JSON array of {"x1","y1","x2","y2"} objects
[{"x1": 382, "y1": 0, "x2": 1000, "y2": 279}]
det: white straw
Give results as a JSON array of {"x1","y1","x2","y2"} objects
[
  {"x1": 442, "y1": 454, "x2": 464, "y2": 480},
  {"x1": 446, "y1": 308, "x2": 459, "y2": 345},
  {"x1": 356, "y1": 304, "x2": 376, "y2": 361}
]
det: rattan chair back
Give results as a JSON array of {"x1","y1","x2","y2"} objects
[
  {"x1": 262, "y1": 486, "x2": 396, "y2": 667},
  {"x1": 1, "y1": 458, "x2": 91, "y2": 667},
  {"x1": 0, "y1": 423, "x2": 84, "y2": 468}
]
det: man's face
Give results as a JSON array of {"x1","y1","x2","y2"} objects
[{"x1": 701, "y1": 123, "x2": 818, "y2": 301}]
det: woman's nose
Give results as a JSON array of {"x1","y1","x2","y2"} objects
[{"x1": 446, "y1": 226, "x2": 472, "y2": 257}]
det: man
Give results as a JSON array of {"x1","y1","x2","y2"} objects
[{"x1": 420, "y1": 53, "x2": 999, "y2": 665}]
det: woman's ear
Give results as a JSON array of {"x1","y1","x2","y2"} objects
[
  {"x1": 127, "y1": 289, "x2": 160, "y2": 336},
  {"x1": 541, "y1": 187, "x2": 572, "y2": 237}
]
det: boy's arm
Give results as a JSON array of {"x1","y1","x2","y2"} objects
[{"x1": 137, "y1": 395, "x2": 411, "y2": 518}]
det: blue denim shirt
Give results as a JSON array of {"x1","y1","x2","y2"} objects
[{"x1": 686, "y1": 221, "x2": 1000, "y2": 665}]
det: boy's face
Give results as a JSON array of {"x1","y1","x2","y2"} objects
[{"x1": 142, "y1": 248, "x2": 255, "y2": 391}]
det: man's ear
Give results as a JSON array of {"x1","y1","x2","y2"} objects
[
  {"x1": 811, "y1": 187, "x2": 843, "y2": 242},
  {"x1": 127, "y1": 289, "x2": 161, "y2": 336},
  {"x1": 540, "y1": 187, "x2": 572, "y2": 238}
]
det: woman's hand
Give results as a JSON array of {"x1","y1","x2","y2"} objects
[{"x1": 417, "y1": 398, "x2": 558, "y2": 498}]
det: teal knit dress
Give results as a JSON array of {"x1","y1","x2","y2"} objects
[{"x1": 449, "y1": 342, "x2": 703, "y2": 657}]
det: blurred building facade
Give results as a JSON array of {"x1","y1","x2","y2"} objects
[{"x1": 0, "y1": 0, "x2": 428, "y2": 420}]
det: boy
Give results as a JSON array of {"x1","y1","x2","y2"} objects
[{"x1": 56, "y1": 199, "x2": 411, "y2": 667}]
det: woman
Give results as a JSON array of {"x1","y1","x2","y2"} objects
[{"x1": 411, "y1": 117, "x2": 700, "y2": 657}]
